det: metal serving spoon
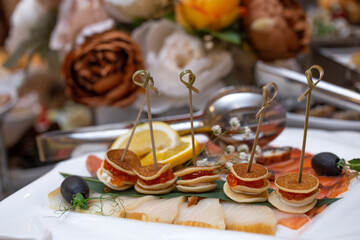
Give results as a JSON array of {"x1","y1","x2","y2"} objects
[{"x1": 36, "y1": 86, "x2": 286, "y2": 162}]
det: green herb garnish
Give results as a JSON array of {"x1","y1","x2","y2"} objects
[
  {"x1": 72, "y1": 192, "x2": 88, "y2": 209},
  {"x1": 337, "y1": 158, "x2": 360, "y2": 179},
  {"x1": 338, "y1": 158, "x2": 360, "y2": 172}
]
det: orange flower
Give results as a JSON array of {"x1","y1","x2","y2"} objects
[{"x1": 175, "y1": 0, "x2": 244, "y2": 31}]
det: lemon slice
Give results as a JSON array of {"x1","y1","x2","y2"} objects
[
  {"x1": 110, "y1": 122, "x2": 180, "y2": 157},
  {"x1": 140, "y1": 136, "x2": 202, "y2": 168}
]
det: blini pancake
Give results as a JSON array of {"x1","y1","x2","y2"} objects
[
  {"x1": 224, "y1": 164, "x2": 269, "y2": 202},
  {"x1": 268, "y1": 191, "x2": 317, "y2": 214},
  {"x1": 230, "y1": 179, "x2": 270, "y2": 195},
  {"x1": 223, "y1": 182, "x2": 268, "y2": 203},
  {"x1": 276, "y1": 189, "x2": 320, "y2": 207},
  {"x1": 133, "y1": 163, "x2": 170, "y2": 181},
  {"x1": 275, "y1": 173, "x2": 319, "y2": 194},
  {"x1": 270, "y1": 173, "x2": 320, "y2": 213},
  {"x1": 136, "y1": 177, "x2": 177, "y2": 190},
  {"x1": 134, "y1": 184, "x2": 176, "y2": 195},
  {"x1": 175, "y1": 166, "x2": 220, "y2": 193},
  {"x1": 174, "y1": 166, "x2": 219, "y2": 177},
  {"x1": 105, "y1": 149, "x2": 141, "y2": 175},
  {"x1": 176, "y1": 175, "x2": 219, "y2": 185},
  {"x1": 134, "y1": 163, "x2": 176, "y2": 194},
  {"x1": 176, "y1": 183, "x2": 217, "y2": 193},
  {"x1": 230, "y1": 163, "x2": 268, "y2": 181}
]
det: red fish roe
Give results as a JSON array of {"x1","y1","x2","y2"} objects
[
  {"x1": 227, "y1": 172, "x2": 264, "y2": 188},
  {"x1": 103, "y1": 161, "x2": 138, "y2": 186},
  {"x1": 142, "y1": 169, "x2": 175, "y2": 185},
  {"x1": 279, "y1": 189, "x2": 318, "y2": 201}
]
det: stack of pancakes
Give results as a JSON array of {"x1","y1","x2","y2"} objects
[
  {"x1": 268, "y1": 172, "x2": 320, "y2": 213},
  {"x1": 97, "y1": 149, "x2": 141, "y2": 190},
  {"x1": 224, "y1": 163, "x2": 270, "y2": 202},
  {"x1": 175, "y1": 166, "x2": 220, "y2": 192},
  {"x1": 134, "y1": 163, "x2": 177, "y2": 194}
]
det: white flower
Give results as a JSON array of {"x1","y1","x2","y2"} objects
[
  {"x1": 132, "y1": 19, "x2": 233, "y2": 114},
  {"x1": 211, "y1": 125, "x2": 222, "y2": 136},
  {"x1": 104, "y1": 0, "x2": 172, "y2": 23},
  {"x1": 237, "y1": 144, "x2": 249, "y2": 153},
  {"x1": 5, "y1": 0, "x2": 48, "y2": 52},
  {"x1": 225, "y1": 145, "x2": 235, "y2": 155},
  {"x1": 229, "y1": 117, "x2": 240, "y2": 130},
  {"x1": 49, "y1": 0, "x2": 112, "y2": 51},
  {"x1": 239, "y1": 152, "x2": 248, "y2": 160},
  {"x1": 196, "y1": 158, "x2": 208, "y2": 167},
  {"x1": 244, "y1": 126, "x2": 251, "y2": 138},
  {"x1": 75, "y1": 19, "x2": 115, "y2": 47},
  {"x1": 225, "y1": 161, "x2": 233, "y2": 170}
]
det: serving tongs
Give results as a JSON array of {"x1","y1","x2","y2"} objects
[
  {"x1": 256, "y1": 61, "x2": 360, "y2": 113},
  {"x1": 36, "y1": 86, "x2": 286, "y2": 162}
]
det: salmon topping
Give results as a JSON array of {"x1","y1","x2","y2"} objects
[
  {"x1": 142, "y1": 169, "x2": 175, "y2": 185},
  {"x1": 227, "y1": 172, "x2": 265, "y2": 188},
  {"x1": 103, "y1": 161, "x2": 138, "y2": 185},
  {"x1": 279, "y1": 189, "x2": 318, "y2": 201},
  {"x1": 181, "y1": 170, "x2": 215, "y2": 180}
]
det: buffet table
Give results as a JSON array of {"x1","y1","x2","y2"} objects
[{"x1": 0, "y1": 127, "x2": 359, "y2": 240}]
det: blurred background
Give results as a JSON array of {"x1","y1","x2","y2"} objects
[{"x1": 0, "y1": 0, "x2": 359, "y2": 200}]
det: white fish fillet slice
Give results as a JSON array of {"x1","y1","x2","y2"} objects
[
  {"x1": 222, "y1": 202, "x2": 276, "y2": 235},
  {"x1": 175, "y1": 198, "x2": 225, "y2": 229},
  {"x1": 125, "y1": 196, "x2": 186, "y2": 223},
  {"x1": 48, "y1": 187, "x2": 156, "y2": 217},
  {"x1": 48, "y1": 187, "x2": 71, "y2": 210},
  {"x1": 78, "y1": 193, "x2": 156, "y2": 217}
]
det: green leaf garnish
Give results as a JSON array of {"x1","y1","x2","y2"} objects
[
  {"x1": 337, "y1": 158, "x2": 360, "y2": 179},
  {"x1": 315, "y1": 197, "x2": 341, "y2": 207},
  {"x1": 347, "y1": 158, "x2": 360, "y2": 172}
]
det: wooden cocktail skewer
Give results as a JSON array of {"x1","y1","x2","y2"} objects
[
  {"x1": 297, "y1": 65, "x2": 324, "y2": 183},
  {"x1": 180, "y1": 70, "x2": 199, "y2": 166},
  {"x1": 121, "y1": 70, "x2": 160, "y2": 170},
  {"x1": 247, "y1": 82, "x2": 278, "y2": 173},
  {"x1": 120, "y1": 92, "x2": 146, "y2": 162},
  {"x1": 146, "y1": 79, "x2": 159, "y2": 170}
]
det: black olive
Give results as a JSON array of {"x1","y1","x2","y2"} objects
[
  {"x1": 60, "y1": 176, "x2": 90, "y2": 204},
  {"x1": 311, "y1": 152, "x2": 342, "y2": 176}
]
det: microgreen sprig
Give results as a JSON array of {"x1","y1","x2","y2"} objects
[{"x1": 52, "y1": 193, "x2": 126, "y2": 218}]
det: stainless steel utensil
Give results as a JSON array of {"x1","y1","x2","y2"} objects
[
  {"x1": 37, "y1": 86, "x2": 286, "y2": 162},
  {"x1": 256, "y1": 61, "x2": 360, "y2": 113}
]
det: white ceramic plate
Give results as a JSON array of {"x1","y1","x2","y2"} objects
[{"x1": 0, "y1": 128, "x2": 360, "y2": 240}]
